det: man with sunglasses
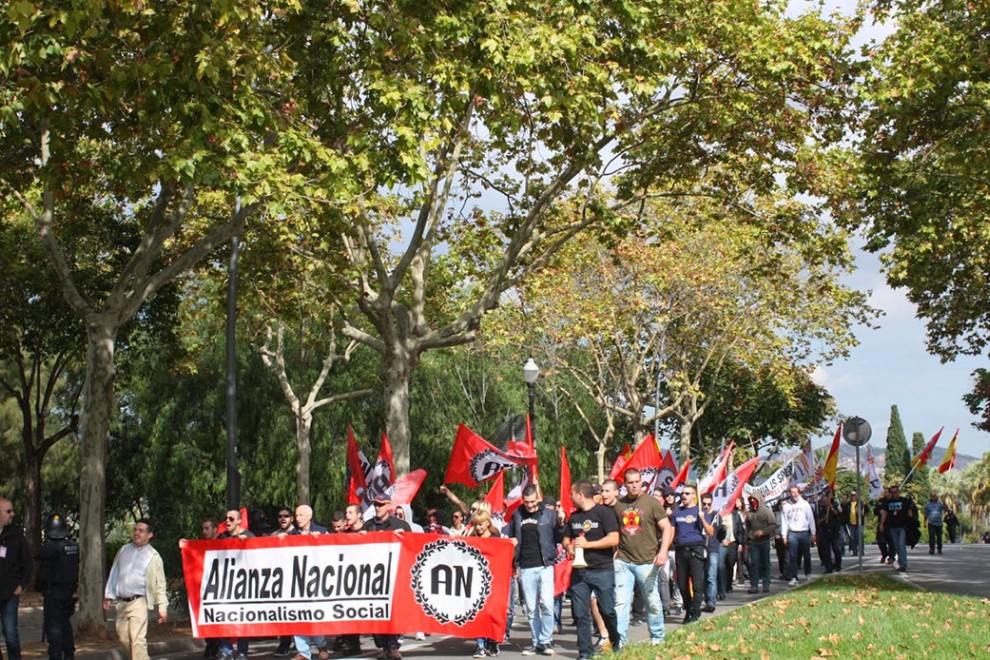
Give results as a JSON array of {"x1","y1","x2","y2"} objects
[
  {"x1": 269, "y1": 508, "x2": 297, "y2": 657},
  {"x1": 363, "y1": 495, "x2": 410, "y2": 659},
  {"x1": 671, "y1": 485, "x2": 714, "y2": 624},
  {"x1": 216, "y1": 511, "x2": 256, "y2": 660}
]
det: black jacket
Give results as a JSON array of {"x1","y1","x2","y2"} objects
[{"x1": 0, "y1": 524, "x2": 32, "y2": 599}]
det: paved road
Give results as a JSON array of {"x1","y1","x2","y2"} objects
[{"x1": 47, "y1": 542, "x2": 990, "y2": 659}]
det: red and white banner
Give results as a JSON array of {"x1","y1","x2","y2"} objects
[
  {"x1": 444, "y1": 424, "x2": 537, "y2": 488},
  {"x1": 698, "y1": 441, "x2": 735, "y2": 495},
  {"x1": 181, "y1": 532, "x2": 512, "y2": 641}
]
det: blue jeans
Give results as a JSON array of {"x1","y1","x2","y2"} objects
[
  {"x1": 749, "y1": 542, "x2": 771, "y2": 589},
  {"x1": 292, "y1": 634, "x2": 327, "y2": 659},
  {"x1": 519, "y1": 565, "x2": 555, "y2": 647},
  {"x1": 847, "y1": 525, "x2": 862, "y2": 555},
  {"x1": 220, "y1": 636, "x2": 250, "y2": 656},
  {"x1": 1, "y1": 595, "x2": 21, "y2": 660},
  {"x1": 614, "y1": 559, "x2": 664, "y2": 644},
  {"x1": 787, "y1": 530, "x2": 812, "y2": 578},
  {"x1": 890, "y1": 527, "x2": 908, "y2": 570},
  {"x1": 570, "y1": 568, "x2": 619, "y2": 657},
  {"x1": 704, "y1": 549, "x2": 719, "y2": 605}
]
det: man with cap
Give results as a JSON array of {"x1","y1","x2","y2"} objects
[
  {"x1": 36, "y1": 513, "x2": 79, "y2": 660},
  {"x1": 362, "y1": 495, "x2": 410, "y2": 659}
]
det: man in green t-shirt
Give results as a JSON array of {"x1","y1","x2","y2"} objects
[{"x1": 613, "y1": 468, "x2": 674, "y2": 647}]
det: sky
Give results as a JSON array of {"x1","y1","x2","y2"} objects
[
  {"x1": 800, "y1": 0, "x2": 989, "y2": 460},
  {"x1": 809, "y1": 250, "x2": 990, "y2": 459}
]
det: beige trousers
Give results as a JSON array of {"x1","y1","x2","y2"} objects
[{"x1": 115, "y1": 596, "x2": 149, "y2": 660}]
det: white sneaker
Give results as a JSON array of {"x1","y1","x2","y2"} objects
[{"x1": 788, "y1": 578, "x2": 798, "y2": 586}]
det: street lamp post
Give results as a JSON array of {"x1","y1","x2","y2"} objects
[
  {"x1": 842, "y1": 416, "x2": 872, "y2": 573},
  {"x1": 523, "y1": 358, "x2": 540, "y2": 447}
]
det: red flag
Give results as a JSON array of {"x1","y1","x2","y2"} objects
[
  {"x1": 609, "y1": 443, "x2": 633, "y2": 480},
  {"x1": 822, "y1": 423, "x2": 842, "y2": 488},
  {"x1": 362, "y1": 432, "x2": 396, "y2": 508},
  {"x1": 444, "y1": 424, "x2": 538, "y2": 488},
  {"x1": 698, "y1": 441, "x2": 735, "y2": 495},
  {"x1": 911, "y1": 427, "x2": 944, "y2": 469},
  {"x1": 938, "y1": 429, "x2": 959, "y2": 473},
  {"x1": 553, "y1": 549, "x2": 572, "y2": 597},
  {"x1": 618, "y1": 434, "x2": 664, "y2": 492},
  {"x1": 718, "y1": 456, "x2": 762, "y2": 515},
  {"x1": 346, "y1": 426, "x2": 368, "y2": 505},
  {"x1": 671, "y1": 457, "x2": 691, "y2": 490},
  {"x1": 559, "y1": 447, "x2": 574, "y2": 517},
  {"x1": 388, "y1": 469, "x2": 427, "y2": 506},
  {"x1": 484, "y1": 472, "x2": 506, "y2": 514}
]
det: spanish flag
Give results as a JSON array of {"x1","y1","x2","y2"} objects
[
  {"x1": 822, "y1": 422, "x2": 842, "y2": 488},
  {"x1": 911, "y1": 427, "x2": 943, "y2": 470},
  {"x1": 938, "y1": 429, "x2": 959, "y2": 474}
]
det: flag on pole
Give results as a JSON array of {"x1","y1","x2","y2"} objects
[
  {"x1": 863, "y1": 444, "x2": 884, "y2": 499},
  {"x1": 938, "y1": 429, "x2": 959, "y2": 473},
  {"x1": 618, "y1": 434, "x2": 665, "y2": 493},
  {"x1": 655, "y1": 449, "x2": 678, "y2": 493},
  {"x1": 698, "y1": 441, "x2": 735, "y2": 495},
  {"x1": 559, "y1": 447, "x2": 574, "y2": 517},
  {"x1": 911, "y1": 427, "x2": 944, "y2": 469},
  {"x1": 362, "y1": 433, "x2": 396, "y2": 509},
  {"x1": 714, "y1": 456, "x2": 762, "y2": 515},
  {"x1": 444, "y1": 424, "x2": 538, "y2": 488},
  {"x1": 346, "y1": 426, "x2": 369, "y2": 505},
  {"x1": 822, "y1": 422, "x2": 843, "y2": 488},
  {"x1": 609, "y1": 443, "x2": 634, "y2": 480},
  {"x1": 386, "y1": 469, "x2": 428, "y2": 506},
  {"x1": 484, "y1": 471, "x2": 506, "y2": 515},
  {"x1": 671, "y1": 457, "x2": 691, "y2": 490}
]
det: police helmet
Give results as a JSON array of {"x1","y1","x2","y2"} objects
[{"x1": 45, "y1": 513, "x2": 69, "y2": 539}]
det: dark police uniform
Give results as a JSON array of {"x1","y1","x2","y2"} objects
[{"x1": 36, "y1": 516, "x2": 79, "y2": 660}]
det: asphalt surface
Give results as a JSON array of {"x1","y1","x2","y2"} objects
[{"x1": 17, "y1": 542, "x2": 990, "y2": 658}]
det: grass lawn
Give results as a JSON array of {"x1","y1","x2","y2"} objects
[{"x1": 620, "y1": 573, "x2": 990, "y2": 659}]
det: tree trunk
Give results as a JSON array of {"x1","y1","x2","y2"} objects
[
  {"x1": 76, "y1": 321, "x2": 117, "y2": 638},
  {"x1": 382, "y1": 345, "x2": 414, "y2": 475},
  {"x1": 23, "y1": 439, "x2": 43, "y2": 562},
  {"x1": 679, "y1": 418, "x2": 693, "y2": 463},
  {"x1": 295, "y1": 410, "x2": 313, "y2": 505},
  {"x1": 595, "y1": 443, "x2": 607, "y2": 484}
]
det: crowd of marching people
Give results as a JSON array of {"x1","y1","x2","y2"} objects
[{"x1": 183, "y1": 467, "x2": 963, "y2": 660}]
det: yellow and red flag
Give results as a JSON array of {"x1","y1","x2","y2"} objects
[
  {"x1": 822, "y1": 423, "x2": 842, "y2": 488},
  {"x1": 938, "y1": 429, "x2": 959, "y2": 473},
  {"x1": 911, "y1": 427, "x2": 943, "y2": 470}
]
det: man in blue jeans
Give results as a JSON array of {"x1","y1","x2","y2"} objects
[
  {"x1": 0, "y1": 498, "x2": 31, "y2": 660},
  {"x1": 564, "y1": 480, "x2": 620, "y2": 660},
  {"x1": 781, "y1": 486, "x2": 816, "y2": 586},
  {"x1": 700, "y1": 494, "x2": 721, "y2": 612},
  {"x1": 879, "y1": 485, "x2": 915, "y2": 575},
  {"x1": 506, "y1": 485, "x2": 562, "y2": 656},
  {"x1": 612, "y1": 468, "x2": 674, "y2": 647}
]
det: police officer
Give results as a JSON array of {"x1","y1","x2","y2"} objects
[{"x1": 36, "y1": 514, "x2": 79, "y2": 660}]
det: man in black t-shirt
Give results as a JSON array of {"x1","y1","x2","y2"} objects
[
  {"x1": 879, "y1": 485, "x2": 915, "y2": 575},
  {"x1": 564, "y1": 480, "x2": 621, "y2": 659}
]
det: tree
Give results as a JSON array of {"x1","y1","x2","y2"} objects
[
  {"x1": 0, "y1": 215, "x2": 82, "y2": 557},
  {"x1": 516, "y1": 194, "x2": 867, "y2": 463},
  {"x1": 884, "y1": 405, "x2": 910, "y2": 482},
  {"x1": 0, "y1": 1, "x2": 309, "y2": 633},
  {"x1": 838, "y1": 1, "x2": 990, "y2": 360},
  {"x1": 284, "y1": 0, "x2": 862, "y2": 473}
]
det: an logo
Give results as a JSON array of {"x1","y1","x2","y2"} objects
[
  {"x1": 411, "y1": 538, "x2": 492, "y2": 626},
  {"x1": 469, "y1": 449, "x2": 518, "y2": 484}
]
